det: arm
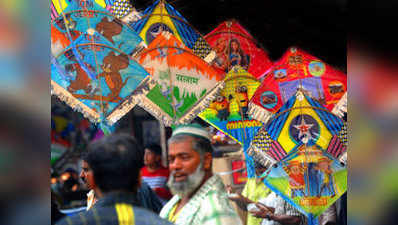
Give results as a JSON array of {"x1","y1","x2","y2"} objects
[
  {"x1": 226, "y1": 185, "x2": 254, "y2": 211},
  {"x1": 269, "y1": 214, "x2": 301, "y2": 225},
  {"x1": 232, "y1": 193, "x2": 255, "y2": 211},
  {"x1": 251, "y1": 207, "x2": 301, "y2": 225}
]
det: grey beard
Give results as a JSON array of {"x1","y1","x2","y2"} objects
[{"x1": 167, "y1": 163, "x2": 205, "y2": 198}]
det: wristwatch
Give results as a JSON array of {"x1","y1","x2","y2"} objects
[{"x1": 265, "y1": 212, "x2": 271, "y2": 220}]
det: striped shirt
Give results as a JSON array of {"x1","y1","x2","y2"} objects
[
  {"x1": 141, "y1": 166, "x2": 172, "y2": 201},
  {"x1": 56, "y1": 192, "x2": 172, "y2": 225},
  {"x1": 160, "y1": 174, "x2": 243, "y2": 225},
  {"x1": 258, "y1": 192, "x2": 306, "y2": 225}
]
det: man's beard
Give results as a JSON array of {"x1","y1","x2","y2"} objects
[{"x1": 167, "y1": 163, "x2": 205, "y2": 198}]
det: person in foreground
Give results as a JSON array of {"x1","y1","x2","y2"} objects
[
  {"x1": 56, "y1": 133, "x2": 173, "y2": 225},
  {"x1": 160, "y1": 124, "x2": 243, "y2": 225},
  {"x1": 227, "y1": 159, "x2": 271, "y2": 225}
]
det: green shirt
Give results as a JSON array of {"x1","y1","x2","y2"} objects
[
  {"x1": 242, "y1": 178, "x2": 271, "y2": 225},
  {"x1": 160, "y1": 175, "x2": 243, "y2": 225}
]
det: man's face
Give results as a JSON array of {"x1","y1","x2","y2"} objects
[
  {"x1": 144, "y1": 149, "x2": 160, "y2": 167},
  {"x1": 167, "y1": 137, "x2": 205, "y2": 197},
  {"x1": 168, "y1": 138, "x2": 202, "y2": 182},
  {"x1": 80, "y1": 160, "x2": 96, "y2": 190}
]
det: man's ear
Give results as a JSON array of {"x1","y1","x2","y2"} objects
[{"x1": 203, "y1": 152, "x2": 212, "y2": 170}]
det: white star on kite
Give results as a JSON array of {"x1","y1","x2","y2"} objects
[{"x1": 293, "y1": 117, "x2": 314, "y2": 141}]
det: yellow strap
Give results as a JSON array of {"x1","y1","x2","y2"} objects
[
  {"x1": 168, "y1": 204, "x2": 180, "y2": 223},
  {"x1": 115, "y1": 203, "x2": 135, "y2": 225}
]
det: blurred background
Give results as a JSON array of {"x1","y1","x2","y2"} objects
[{"x1": 0, "y1": 0, "x2": 398, "y2": 224}]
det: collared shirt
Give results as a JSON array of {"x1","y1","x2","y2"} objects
[
  {"x1": 56, "y1": 192, "x2": 173, "y2": 225},
  {"x1": 258, "y1": 192, "x2": 306, "y2": 225},
  {"x1": 160, "y1": 175, "x2": 243, "y2": 225},
  {"x1": 242, "y1": 178, "x2": 271, "y2": 225}
]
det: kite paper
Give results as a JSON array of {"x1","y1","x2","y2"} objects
[
  {"x1": 247, "y1": 91, "x2": 347, "y2": 220},
  {"x1": 51, "y1": 29, "x2": 150, "y2": 125},
  {"x1": 135, "y1": 31, "x2": 224, "y2": 126},
  {"x1": 204, "y1": 20, "x2": 273, "y2": 78},
  {"x1": 51, "y1": 0, "x2": 145, "y2": 57},
  {"x1": 263, "y1": 145, "x2": 347, "y2": 218},
  {"x1": 199, "y1": 66, "x2": 262, "y2": 147},
  {"x1": 51, "y1": 0, "x2": 113, "y2": 20},
  {"x1": 248, "y1": 47, "x2": 347, "y2": 123},
  {"x1": 130, "y1": 0, "x2": 213, "y2": 59},
  {"x1": 248, "y1": 90, "x2": 347, "y2": 167}
]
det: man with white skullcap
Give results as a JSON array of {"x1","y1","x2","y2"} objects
[{"x1": 160, "y1": 124, "x2": 242, "y2": 225}]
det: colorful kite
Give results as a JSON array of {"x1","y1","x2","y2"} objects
[
  {"x1": 204, "y1": 19, "x2": 273, "y2": 78},
  {"x1": 248, "y1": 90, "x2": 347, "y2": 166},
  {"x1": 264, "y1": 145, "x2": 347, "y2": 223},
  {"x1": 199, "y1": 65, "x2": 262, "y2": 147},
  {"x1": 51, "y1": 0, "x2": 114, "y2": 20},
  {"x1": 51, "y1": 0, "x2": 150, "y2": 128},
  {"x1": 199, "y1": 65, "x2": 263, "y2": 178},
  {"x1": 248, "y1": 47, "x2": 347, "y2": 123},
  {"x1": 135, "y1": 31, "x2": 224, "y2": 126},
  {"x1": 130, "y1": 0, "x2": 213, "y2": 59},
  {"x1": 247, "y1": 90, "x2": 347, "y2": 223},
  {"x1": 51, "y1": 0, "x2": 145, "y2": 57}
]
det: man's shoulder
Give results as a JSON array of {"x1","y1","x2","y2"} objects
[
  {"x1": 201, "y1": 189, "x2": 236, "y2": 214},
  {"x1": 56, "y1": 205, "x2": 172, "y2": 225},
  {"x1": 199, "y1": 191, "x2": 242, "y2": 225},
  {"x1": 134, "y1": 207, "x2": 174, "y2": 225},
  {"x1": 55, "y1": 210, "x2": 99, "y2": 225}
]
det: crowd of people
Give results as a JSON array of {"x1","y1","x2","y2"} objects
[{"x1": 51, "y1": 123, "x2": 346, "y2": 225}]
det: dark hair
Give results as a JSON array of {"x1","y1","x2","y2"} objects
[
  {"x1": 144, "y1": 144, "x2": 162, "y2": 155},
  {"x1": 83, "y1": 133, "x2": 144, "y2": 193}
]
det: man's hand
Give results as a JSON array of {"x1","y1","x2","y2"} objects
[
  {"x1": 250, "y1": 203, "x2": 273, "y2": 219},
  {"x1": 226, "y1": 185, "x2": 243, "y2": 201}
]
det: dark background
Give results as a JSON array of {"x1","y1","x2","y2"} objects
[{"x1": 132, "y1": 0, "x2": 347, "y2": 71}]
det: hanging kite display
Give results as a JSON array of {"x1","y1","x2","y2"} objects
[
  {"x1": 51, "y1": 0, "x2": 150, "y2": 128},
  {"x1": 130, "y1": 0, "x2": 213, "y2": 59},
  {"x1": 204, "y1": 19, "x2": 273, "y2": 78},
  {"x1": 247, "y1": 90, "x2": 347, "y2": 223},
  {"x1": 135, "y1": 31, "x2": 224, "y2": 126},
  {"x1": 248, "y1": 47, "x2": 347, "y2": 123}
]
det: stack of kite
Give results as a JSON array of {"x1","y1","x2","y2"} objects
[
  {"x1": 198, "y1": 20, "x2": 274, "y2": 177},
  {"x1": 51, "y1": 0, "x2": 150, "y2": 132},
  {"x1": 246, "y1": 47, "x2": 347, "y2": 224}
]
